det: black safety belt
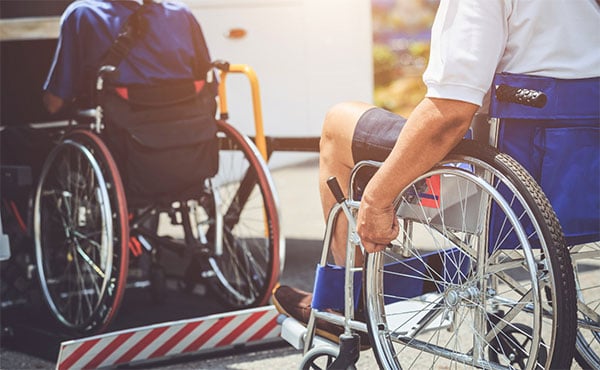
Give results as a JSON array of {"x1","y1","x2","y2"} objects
[
  {"x1": 100, "y1": 0, "x2": 153, "y2": 69},
  {"x1": 96, "y1": 0, "x2": 205, "y2": 107}
]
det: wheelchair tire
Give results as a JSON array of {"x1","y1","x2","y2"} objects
[
  {"x1": 300, "y1": 346, "x2": 347, "y2": 370},
  {"x1": 571, "y1": 241, "x2": 600, "y2": 369},
  {"x1": 362, "y1": 139, "x2": 576, "y2": 369},
  {"x1": 201, "y1": 120, "x2": 282, "y2": 308},
  {"x1": 34, "y1": 129, "x2": 129, "y2": 334}
]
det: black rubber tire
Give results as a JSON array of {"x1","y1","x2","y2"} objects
[
  {"x1": 452, "y1": 140, "x2": 576, "y2": 369},
  {"x1": 363, "y1": 139, "x2": 576, "y2": 369},
  {"x1": 300, "y1": 346, "x2": 344, "y2": 370}
]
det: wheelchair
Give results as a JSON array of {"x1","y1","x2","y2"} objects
[
  {"x1": 31, "y1": 62, "x2": 283, "y2": 335},
  {"x1": 294, "y1": 74, "x2": 599, "y2": 369},
  {"x1": 489, "y1": 74, "x2": 600, "y2": 370}
]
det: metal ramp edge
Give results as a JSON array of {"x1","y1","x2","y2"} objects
[{"x1": 55, "y1": 305, "x2": 281, "y2": 370}]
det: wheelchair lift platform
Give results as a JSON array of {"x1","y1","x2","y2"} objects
[{"x1": 56, "y1": 305, "x2": 281, "y2": 370}]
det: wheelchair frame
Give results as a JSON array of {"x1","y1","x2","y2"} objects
[
  {"x1": 295, "y1": 79, "x2": 598, "y2": 369},
  {"x1": 31, "y1": 62, "x2": 285, "y2": 335}
]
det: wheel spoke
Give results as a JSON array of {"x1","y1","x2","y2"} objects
[
  {"x1": 203, "y1": 122, "x2": 279, "y2": 308},
  {"x1": 34, "y1": 133, "x2": 128, "y2": 334},
  {"x1": 362, "y1": 141, "x2": 575, "y2": 369}
]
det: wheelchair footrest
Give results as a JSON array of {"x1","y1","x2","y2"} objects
[
  {"x1": 385, "y1": 294, "x2": 452, "y2": 337},
  {"x1": 278, "y1": 314, "x2": 337, "y2": 351}
]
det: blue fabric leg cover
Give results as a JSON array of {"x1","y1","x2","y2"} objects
[{"x1": 311, "y1": 264, "x2": 362, "y2": 312}]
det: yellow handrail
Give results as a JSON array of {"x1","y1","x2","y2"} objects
[{"x1": 217, "y1": 64, "x2": 268, "y2": 161}]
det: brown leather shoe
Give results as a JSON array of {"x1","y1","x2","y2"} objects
[{"x1": 272, "y1": 285, "x2": 370, "y2": 349}]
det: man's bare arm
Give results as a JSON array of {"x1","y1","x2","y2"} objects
[
  {"x1": 357, "y1": 97, "x2": 478, "y2": 253},
  {"x1": 43, "y1": 91, "x2": 65, "y2": 114}
]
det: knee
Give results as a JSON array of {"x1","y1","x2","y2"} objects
[
  {"x1": 320, "y1": 104, "x2": 344, "y2": 149},
  {"x1": 320, "y1": 102, "x2": 359, "y2": 154}
]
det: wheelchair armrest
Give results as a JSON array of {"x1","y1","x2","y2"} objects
[
  {"x1": 98, "y1": 65, "x2": 118, "y2": 80},
  {"x1": 73, "y1": 109, "x2": 97, "y2": 123}
]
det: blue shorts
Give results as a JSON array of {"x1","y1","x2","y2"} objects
[{"x1": 351, "y1": 107, "x2": 407, "y2": 164}]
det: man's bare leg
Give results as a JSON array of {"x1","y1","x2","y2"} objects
[
  {"x1": 319, "y1": 101, "x2": 374, "y2": 266},
  {"x1": 271, "y1": 102, "x2": 375, "y2": 335}
]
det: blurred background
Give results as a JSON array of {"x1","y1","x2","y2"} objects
[{"x1": 371, "y1": 0, "x2": 438, "y2": 116}]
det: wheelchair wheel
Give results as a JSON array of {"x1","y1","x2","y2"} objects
[
  {"x1": 200, "y1": 120, "x2": 282, "y2": 308},
  {"x1": 300, "y1": 346, "x2": 347, "y2": 370},
  {"x1": 362, "y1": 139, "x2": 576, "y2": 369},
  {"x1": 34, "y1": 129, "x2": 129, "y2": 334},
  {"x1": 571, "y1": 241, "x2": 600, "y2": 369}
]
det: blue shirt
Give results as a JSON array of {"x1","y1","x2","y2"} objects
[{"x1": 44, "y1": 0, "x2": 213, "y2": 103}]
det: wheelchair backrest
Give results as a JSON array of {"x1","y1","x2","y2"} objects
[
  {"x1": 101, "y1": 82, "x2": 219, "y2": 205},
  {"x1": 490, "y1": 73, "x2": 600, "y2": 245}
]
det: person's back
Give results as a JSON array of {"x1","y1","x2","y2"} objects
[
  {"x1": 43, "y1": 0, "x2": 219, "y2": 201},
  {"x1": 497, "y1": 0, "x2": 598, "y2": 78},
  {"x1": 43, "y1": 0, "x2": 213, "y2": 113}
]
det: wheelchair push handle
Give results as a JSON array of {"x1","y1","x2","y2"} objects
[
  {"x1": 495, "y1": 84, "x2": 547, "y2": 108},
  {"x1": 212, "y1": 60, "x2": 231, "y2": 72}
]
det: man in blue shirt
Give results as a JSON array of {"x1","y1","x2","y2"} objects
[{"x1": 43, "y1": 0, "x2": 213, "y2": 114}]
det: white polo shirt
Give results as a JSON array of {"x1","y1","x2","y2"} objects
[{"x1": 423, "y1": 0, "x2": 600, "y2": 107}]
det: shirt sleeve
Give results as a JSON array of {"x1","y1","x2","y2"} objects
[
  {"x1": 423, "y1": 0, "x2": 510, "y2": 106},
  {"x1": 43, "y1": 5, "x2": 85, "y2": 102}
]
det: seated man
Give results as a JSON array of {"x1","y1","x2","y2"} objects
[
  {"x1": 43, "y1": 0, "x2": 219, "y2": 201},
  {"x1": 273, "y1": 0, "x2": 600, "y2": 344},
  {"x1": 43, "y1": 0, "x2": 214, "y2": 114}
]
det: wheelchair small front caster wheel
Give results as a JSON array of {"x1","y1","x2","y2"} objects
[
  {"x1": 300, "y1": 346, "x2": 357, "y2": 370},
  {"x1": 488, "y1": 322, "x2": 547, "y2": 367},
  {"x1": 301, "y1": 346, "x2": 338, "y2": 370}
]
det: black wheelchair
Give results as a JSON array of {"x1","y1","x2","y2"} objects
[{"x1": 29, "y1": 61, "x2": 283, "y2": 335}]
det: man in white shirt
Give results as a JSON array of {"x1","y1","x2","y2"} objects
[
  {"x1": 330, "y1": 0, "x2": 600, "y2": 260},
  {"x1": 273, "y1": 0, "x2": 600, "y2": 355}
]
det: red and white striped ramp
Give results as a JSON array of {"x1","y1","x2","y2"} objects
[{"x1": 56, "y1": 305, "x2": 281, "y2": 370}]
